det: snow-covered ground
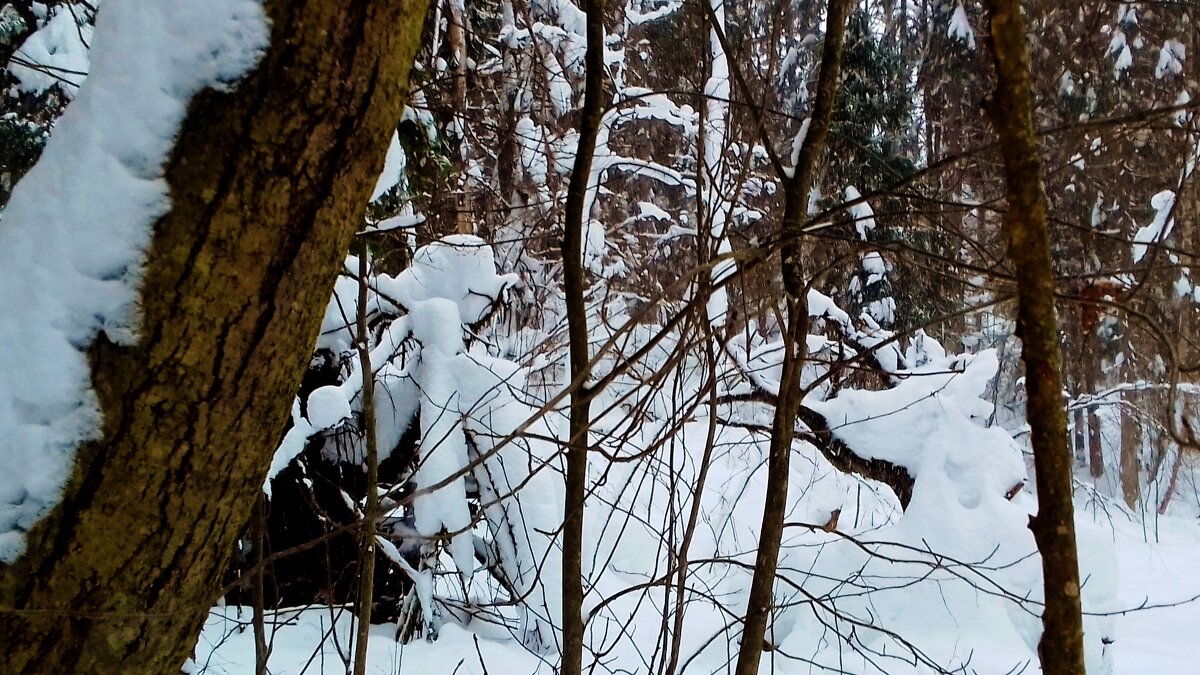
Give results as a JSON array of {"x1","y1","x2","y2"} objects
[
  {"x1": 1108, "y1": 516, "x2": 1200, "y2": 675},
  {"x1": 191, "y1": 509, "x2": 1200, "y2": 674}
]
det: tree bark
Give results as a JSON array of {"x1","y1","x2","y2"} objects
[
  {"x1": 982, "y1": 1, "x2": 1087, "y2": 673},
  {"x1": 733, "y1": 1, "x2": 854, "y2": 673},
  {"x1": 1120, "y1": 390, "x2": 1141, "y2": 508},
  {"x1": 447, "y1": 0, "x2": 473, "y2": 236},
  {"x1": 1088, "y1": 403, "x2": 1104, "y2": 479},
  {"x1": 0, "y1": 1, "x2": 430, "y2": 672},
  {"x1": 1083, "y1": 345, "x2": 1104, "y2": 479},
  {"x1": 252, "y1": 494, "x2": 269, "y2": 675},
  {"x1": 560, "y1": 1, "x2": 605, "y2": 673},
  {"x1": 352, "y1": 245, "x2": 380, "y2": 675}
]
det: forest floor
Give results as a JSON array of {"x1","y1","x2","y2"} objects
[
  {"x1": 1107, "y1": 513, "x2": 1200, "y2": 674},
  {"x1": 191, "y1": 509, "x2": 1200, "y2": 675}
]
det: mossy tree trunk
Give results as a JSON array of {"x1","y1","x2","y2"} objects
[
  {"x1": 982, "y1": 1, "x2": 1087, "y2": 673},
  {"x1": 0, "y1": 1, "x2": 430, "y2": 672}
]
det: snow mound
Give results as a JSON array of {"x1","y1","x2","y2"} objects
[
  {"x1": 811, "y1": 350, "x2": 1016, "y2": 477},
  {"x1": 378, "y1": 234, "x2": 519, "y2": 324},
  {"x1": 305, "y1": 385, "x2": 351, "y2": 430},
  {"x1": 8, "y1": 5, "x2": 92, "y2": 94},
  {"x1": 796, "y1": 349, "x2": 1115, "y2": 672}
]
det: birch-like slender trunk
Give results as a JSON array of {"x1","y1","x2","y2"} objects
[
  {"x1": 352, "y1": 244, "x2": 379, "y2": 675},
  {"x1": 561, "y1": 1, "x2": 606, "y2": 673},
  {"x1": 733, "y1": 2, "x2": 854, "y2": 673}
]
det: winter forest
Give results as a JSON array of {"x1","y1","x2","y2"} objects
[{"x1": 1, "y1": 0, "x2": 1199, "y2": 673}]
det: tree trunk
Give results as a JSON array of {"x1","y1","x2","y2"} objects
[
  {"x1": 352, "y1": 245, "x2": 380, "y2": 675},
  {"x1": 733, "y1": 1, "x2": 854, "y2": 673},
  {"x1": 1087, "y1": 403, "x2": 1104, "y2": 479},
  {"x1": 448, "y1": 0, "x2": 473, "y2": 236},
  {"x1": 1120, "y1": 391, "x2": 1141, "y2": 508},
  {"x1": 560, "y1": 1, "x2": 605, "y2": 673},
  {"x1": 0, "y1": 1, "x2": 430, "y2": 672},
  {"x1": 252, "y1": 494, "x2": 269, "y2": 675},
  {"x1": 982, "y1": 2, "x2": 1087, "y2": 673},
  {"x1": 1083, "y1": 346, "x2": 1104, "y2": 479}
]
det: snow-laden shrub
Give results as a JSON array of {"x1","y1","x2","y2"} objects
[{"x1": 266, "y1": 235, "x2": 562, "y2": 651}]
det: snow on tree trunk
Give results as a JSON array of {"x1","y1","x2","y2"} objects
[
  {"x1": 0, "y1": 0, "x2": 430, "y2": 671},
  {"x1": 701, "y1": 0, "x2": 735, "y2": 329},
  {"x1": 0, "y1": 0, "x2": 267, "y2": 564}
]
